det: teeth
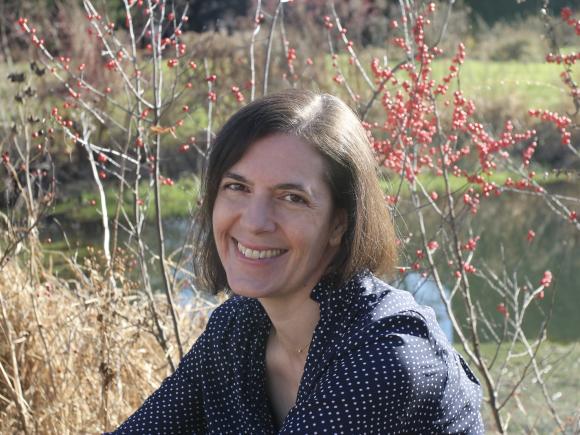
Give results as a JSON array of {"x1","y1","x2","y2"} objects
[{"x1": 237, "y1": 241, "x2": 284, "y2": 259}]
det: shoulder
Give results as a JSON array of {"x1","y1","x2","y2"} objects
[
  {"x1": 334, "y1": 274, "x2": 447, "y2": 378},
  {"x1": 202, "y1": 294, "x2": 269, "y2": 342},
  {"x1": 339, "y1": 273, "x2": 465, "y2": 387},
  {"x1": 340, "y1": 272, "x2": 446, "y2": 346},
  {"x1": 328, "y1": 272, "x2": 483, "y2": 432},
  {"x1": 206, "y1": 293, "x2": 259, "y2": 319}
]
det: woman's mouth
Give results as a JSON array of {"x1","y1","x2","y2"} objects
[{"x1": 235, "y1": 239, "x2": 286, "y2": 259}]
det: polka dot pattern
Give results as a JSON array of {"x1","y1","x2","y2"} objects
[{"x1": 109, "y1": 270, "x2": 484, "y2": 434}]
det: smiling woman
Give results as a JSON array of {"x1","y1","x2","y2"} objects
[
  {"x1": 212, "y1": 134, "x2": 346, "y2": 302},
  {"x1": 108, "y1": 90, "x2": 484, "y2": 434}
]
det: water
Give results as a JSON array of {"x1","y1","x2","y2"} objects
[
  {"x1": 393, "y1": 182, "x2": 580, "y2": 342},
  {"x1": 41, "y1": 182, "x2": 580, "y2": 341}
]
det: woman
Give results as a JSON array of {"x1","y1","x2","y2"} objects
[{"x1": 110, "y1": 90, "x2": 483, "y2": 434}]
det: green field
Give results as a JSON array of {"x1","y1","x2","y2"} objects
[
  {"x1": 380, "y1": 169, "x2": 573, "y2": 198},
  {"x1": 325, "y1": 49, "x2": 576, "y2": 113},
  {"x1": 438, "y1": 59, "x2": 575, "y2": 112}
]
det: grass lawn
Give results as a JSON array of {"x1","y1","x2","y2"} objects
[
  {"x1": 431, "y1": 59, "x2": 575, "y2": 112},
  {"x1": 326, "y1": 52, "x2": 576, "y2": 117},
  {"x1": 379, "y1": 169, "x2": 573, "y2": 198}
]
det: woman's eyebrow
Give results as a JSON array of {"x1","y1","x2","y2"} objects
[
  {"x1": 222, "y1": 171, "x2": 248, "y2": 183},
  {"x1": 223, "y1": 172, "x2": 309, "y2": 193},
  {"x1": 274, "y1": 182, "x2": 309, "y2": 193}
]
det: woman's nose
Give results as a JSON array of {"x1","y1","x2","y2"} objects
[{"x1": 239, "y1": 195, "x2": 276, "y2": 233}]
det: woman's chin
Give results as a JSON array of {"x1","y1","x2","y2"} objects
[{"x1": 226, "y1": 277, "x2": 272, "y2": 299}]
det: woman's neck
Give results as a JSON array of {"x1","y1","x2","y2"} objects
[{"x1": 259, "y1": 290, "x2": 321, "y2": 356}]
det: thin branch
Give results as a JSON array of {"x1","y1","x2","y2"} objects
[
  {"x1": 263, "y1": 1, "x2": 283, "y2": 96},
  {"x1": 148, "y1": 0, "x2": 184, "y2": 362},
  {"x1": 250, "y1": 0, "x2": 263, "y2": 101},
  {"x1": 81, "y1": 122, "x2": 112, "y2": 268},
  {"x1": 330, "y1": 2, "x2": 374, "y2": 91}
]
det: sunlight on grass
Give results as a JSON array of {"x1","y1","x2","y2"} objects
[{"x1": 438, "y1": 60, "x2": 576, "y2": 111}]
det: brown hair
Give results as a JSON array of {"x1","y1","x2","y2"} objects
[{"x1": 194, "y1": 89, "x2": 396, "y2": 294}]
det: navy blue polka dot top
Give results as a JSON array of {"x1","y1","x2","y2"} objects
[{"x1": 109, "y1": 270, "x2": 484, "y2": 434}]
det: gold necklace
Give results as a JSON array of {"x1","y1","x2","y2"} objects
[
  {"x1": 296, "y1": 333, "x2": 314, "y2": 354},
  {"x1": 296, "y1": 340, "x2": 311, "y2": 354},
  {"x1": 271, "y1": 328, "x2": 314, "y2": 354}
]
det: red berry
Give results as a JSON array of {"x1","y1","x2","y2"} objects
[
  {"x1": 561, "y1": 7, "x2": 572, "y2": 21},
  {"x1": 539, "y1": 271, "x2": 552, "y2": 288},
  {"x1": 496, "y1": 303, "x2": 508, "y2": 317}
]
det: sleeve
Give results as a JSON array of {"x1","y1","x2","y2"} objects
[
  {"x1": 106, "y1": 330, "x2": 207, "y2": 435},
  {"x1": 279, "y1": 317, "x2": 483, "y2": 434}
]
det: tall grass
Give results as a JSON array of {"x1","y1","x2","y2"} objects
[{"x1": 0, "y1": 242, "x2": 212, "y2": 433}]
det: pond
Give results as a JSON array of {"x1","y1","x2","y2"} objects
[{"x1": 41, "y1": 181, "x2": 580, "y2": 342}]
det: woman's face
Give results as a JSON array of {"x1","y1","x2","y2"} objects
[{"x1": 212, "y1": 134, "x2": 346, "y2": 301}]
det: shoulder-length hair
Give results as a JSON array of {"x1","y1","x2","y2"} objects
[{"x1": 194, "y1": 89, "x2": 397, "y2": 294}]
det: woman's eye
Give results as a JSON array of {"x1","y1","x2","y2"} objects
[
  {"x1": 222, "y1": 182, "x2": 247, "y2": 192},
  {"x1": 282, "y1": 193, "x2": 307, "y2": 204}
]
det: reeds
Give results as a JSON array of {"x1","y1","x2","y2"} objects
[{"x1": 0, "y1": 247, "x2": 211, "y2": 434}]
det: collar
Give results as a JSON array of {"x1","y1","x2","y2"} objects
[
  {"x1": 309, "y1": 269, "x2": 372, "y2": 304},
  {"x1": 245, "y1": 269, "x2": 375, "y2": 337}
]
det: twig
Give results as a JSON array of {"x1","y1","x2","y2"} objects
[
  {"x1": 325, "y1": 23, "x2": 357, "y2": 103},
  {"x1": 204, "y1": 59, "x2": 214, "y2": 153},
  {"x1": 330, "y1": 2, "x2": 374, "y2": 91},
  {"x1": 250, "y1": 0, "x2": 263, "y2": 101},
  {"x1": 0, "y1": 293, "x2": 31, "y2": 433},
  {"x1": 148, "y1": 0, "x2": 184, "y2": 362},
  {"x1": 431, "y1": 0, "x2": 455, "y2": 47},
  {"x1": 263, "y1": 0, "x2": 283, "y2": 96},
  {"x1": 81, "y1": 121, "x2": 113, "y2": 271}
]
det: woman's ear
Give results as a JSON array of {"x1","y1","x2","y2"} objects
[{"x1": 329, "y1": 209, "x2": 348, "y2": 248}]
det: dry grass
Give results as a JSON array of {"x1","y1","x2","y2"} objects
[{"x1": 0, "y1": 244, "x2": 212, "y2": 434}]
